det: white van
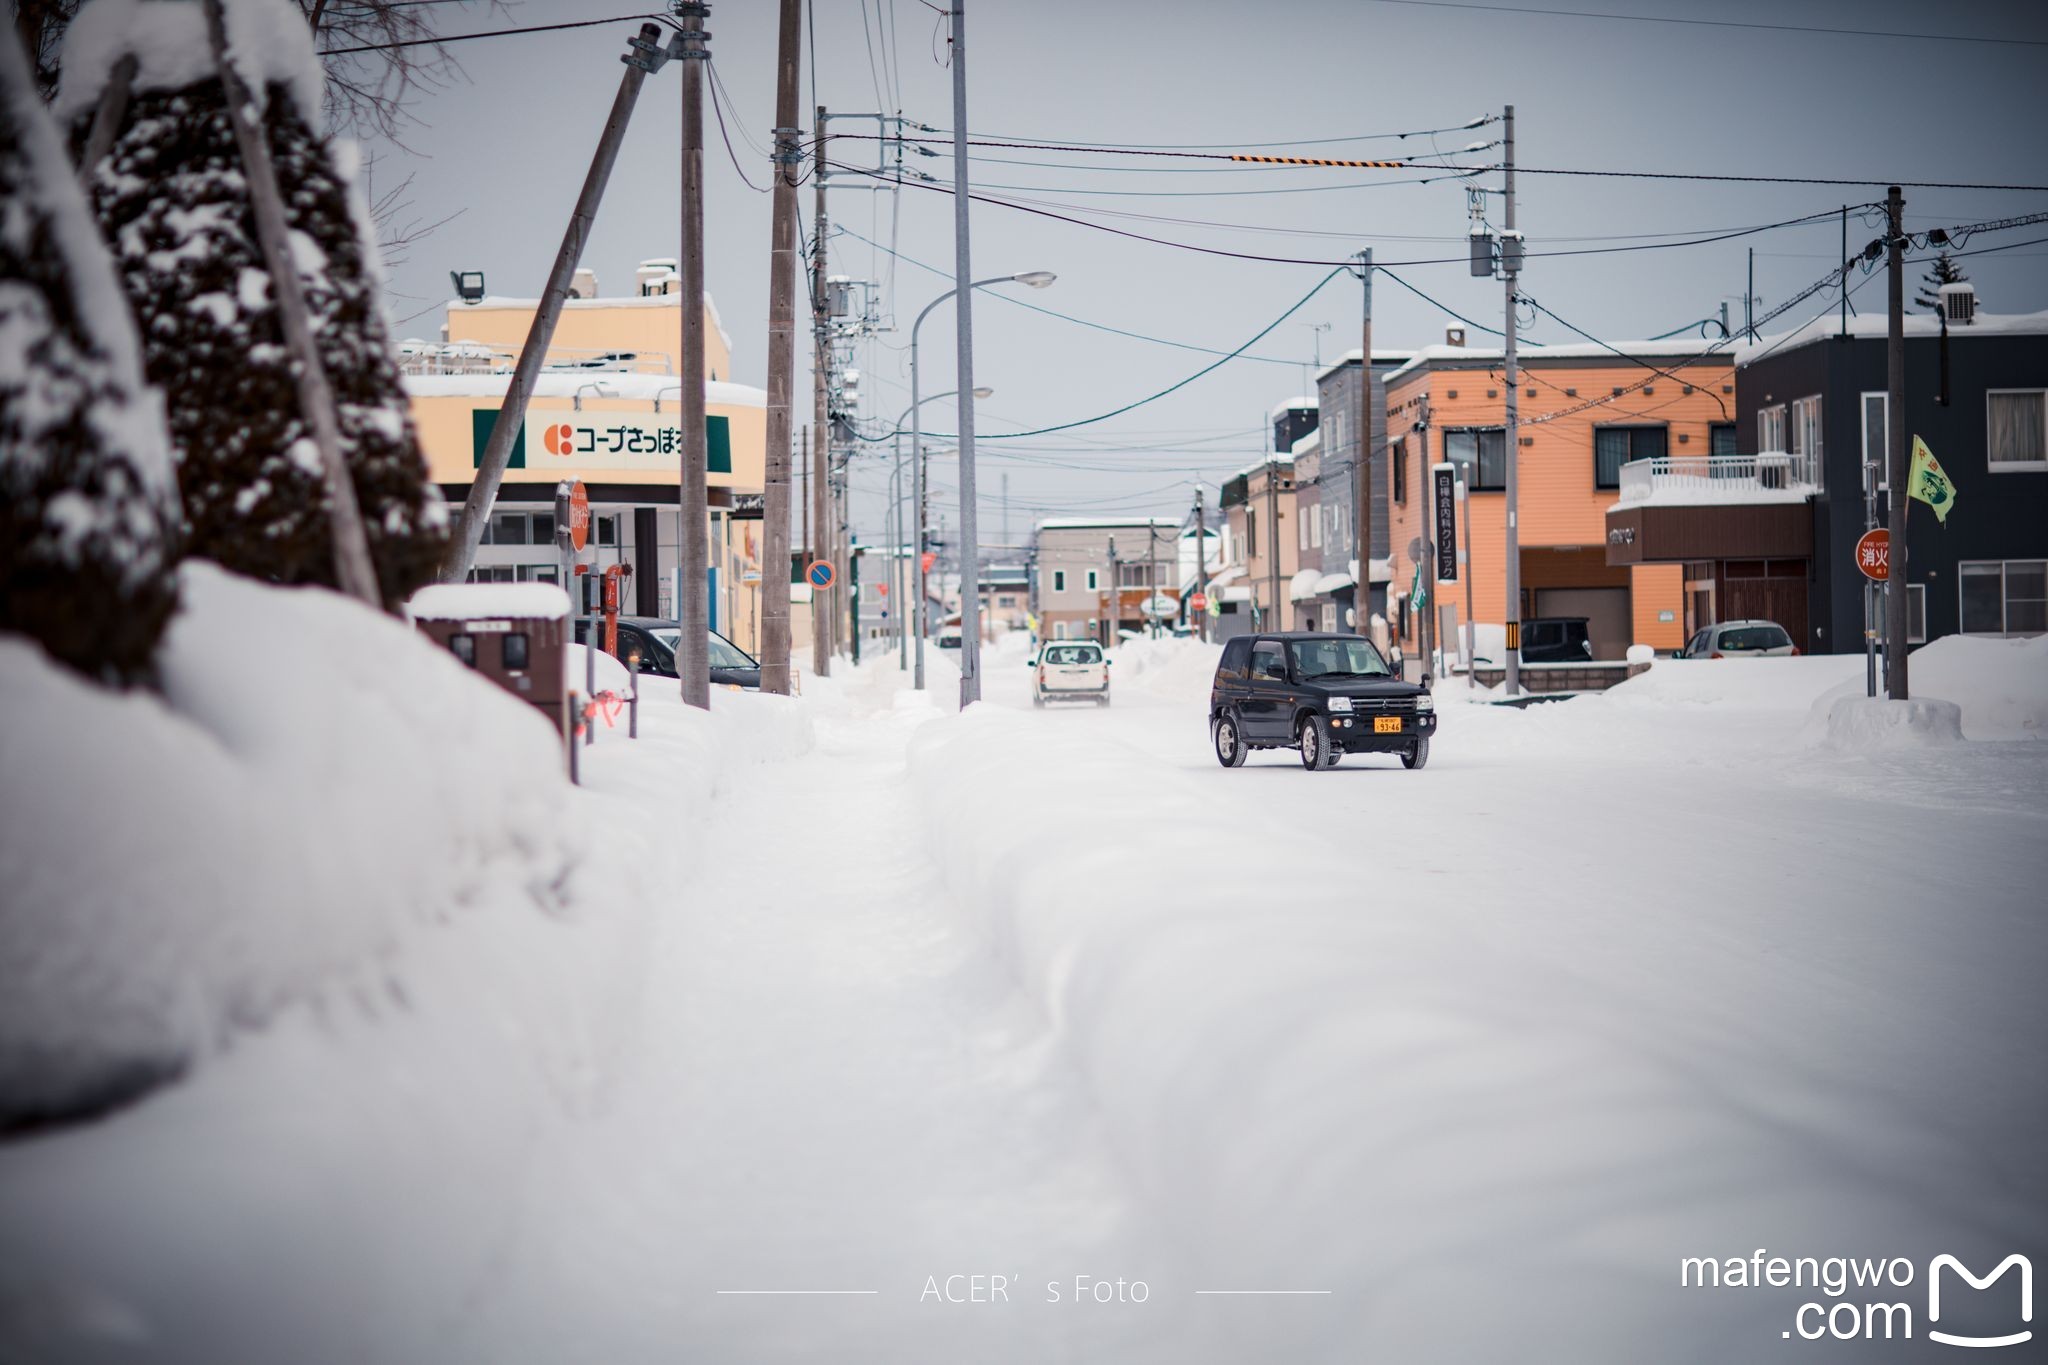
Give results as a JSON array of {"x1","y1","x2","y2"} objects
[{"x1": 1034, "y1": 640, "x2": 1109, "y2": 707}]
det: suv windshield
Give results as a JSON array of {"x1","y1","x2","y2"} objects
[
  {"x1": 1042, "y1": 645, "x2": 1101, "y2": 665},
  {"x1": 1289, "y1": 637, "x2": 1392, "y2": 680}
]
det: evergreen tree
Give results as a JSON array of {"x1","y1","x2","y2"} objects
[
  {"x1": 73, "y1": 10, "x2": 446, "y2": 607},
  {"x1": 1916, "y1": 251, "x2": 1968, "y2": 313},
  {"x1": 0, "y1": 26, "x2": 179, "y2": 687}
]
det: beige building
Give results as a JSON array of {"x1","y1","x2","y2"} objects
[
  {"x1": 1032, "y1": 518, "x2": 1181, "y2": 645},
  {"x1": 402, "y1": 262, "x2": 774, "y2": 651}
]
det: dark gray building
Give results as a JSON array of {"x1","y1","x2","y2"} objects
[{"x1": 1310, "y1": 348, "x2": 1415, "y2": 627}]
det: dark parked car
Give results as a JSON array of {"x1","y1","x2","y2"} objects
[
  {"x1": 1209, "y1": 632, "x2": 1437, "y2": 771},
  {"x1": 1518, "y1": 617, "x2": 1594, "y2": 664},
  {"x1": 573, "y1": 616, "x2": 760, "y2": 689}
]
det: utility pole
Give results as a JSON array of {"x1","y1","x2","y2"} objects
[
  {"x1": 1501, "y1": 103, "x2": 1523, "y2": 698},
  {"x1": 1266, "y1": 438, "x2": 1281, "y2": 631},
  {"x1": 799, "y1": 422, "x2": 809, "y2": 605},
  {"x1": 1746, "y1": 247, "x2": 1757, "y2": 342},
  {"x1": 811, "y1": 103, "x2": 831, "y2": 677},
  {"x1": 1104, "y1": 535, "x2": 1116, "y2": 647},
  {"x1": 1193, "y1": 487, "x2": 1209, "y2": 643},
  {"x1": 1461, "y1": 464, "x2": 1477, "y2": 689},
  {"x1": 1353, "y1": 248, "x2": 1373, "y2": 640},
  {"x1": 203, "y1": 0, "x2": 379, "y2": 607},
  {"x1": 450, "y1": 24, "x2": 670, "y2": 585},
  {"x1": 1147, "y1": 522, "x2": 1159, "y2": 639},
  {"x1": 1884, "y1": 184, "x2": 1909, "y2": 701},
  {"x1": 754, "y1": 0, "x2": 801, "y2": 693},
  {"x1": 673, "y1": 1, "x2": 711, "y2": 708},
  {"x1": 950, "y1": 0, "x2": 986, "y2": 707}
]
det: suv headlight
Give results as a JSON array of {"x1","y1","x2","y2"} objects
[
  {"x1": 1415, "y1": 694, "x2": 1435, "y2": 711},
  {"x1": 1328, "y1": 696, "x2": 1353, "y2": 713}
]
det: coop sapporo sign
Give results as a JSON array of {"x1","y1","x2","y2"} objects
[{"x1": 472, "y1": 409, "x2": 733, "y2": 479}]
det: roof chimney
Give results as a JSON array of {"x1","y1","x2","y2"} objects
[
  {"x1": 1445, "y1": 326, "x2": 1467, "y2": 347},
  {"x1": 569, "y1": 267, "x2": 597, "y2": 300},
  {"x1": 1940, "y1": 281, "x2": 1976, "y2": 325}
]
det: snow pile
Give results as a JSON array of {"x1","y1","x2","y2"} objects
[
  {"x1": 0, "y1": 565, "x2": 586, "y2": 1128},
  {"x1": 1806, "y1": 633, "x2": 2047, "y2": 741},
  {"x1": 1604, "y1": 654, "x2": 1862, "y2": 713},
  {"x1": 565, "y1": 642, "x2": 636, "y2": 701},
  {"x1": 1625, "y1": 642, "x2": 1656, "y2": 666},
  {"x1": 408, "y1": 582, "x2": 569, "y2": 621},
  {"x1": 1810, "y1": 695, "x2": 1964, "y2": 751},
  {"x1": 55, "y1": 0, "x2": 324, "y2": 127},
  {"x1": 1106, "y1": 635, "x2": 1222, "y2": 703}
]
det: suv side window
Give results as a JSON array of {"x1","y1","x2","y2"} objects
[
  {"x1": 1250, "y1": 641, "x2": 1287, "y2": 682},
  {"x1": 1219, "y1": 636, "x2": 1251, "y2": 680}
]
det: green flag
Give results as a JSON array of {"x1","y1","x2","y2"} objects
[
  {"x1": 1908, "y1": 435, "x2": 1957, "y2": 524},
  {"x1": 1410, "y1": 559, "x2": 1428, "y2": 614}
]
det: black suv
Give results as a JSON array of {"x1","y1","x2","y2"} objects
[
  {"x1": 573, "y1": 616, "x2": 761, "y2": 688},
  {"x1": 1209, "y1": 633, "x2": 1437, "y2": 771}
]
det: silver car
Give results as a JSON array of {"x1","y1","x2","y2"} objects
[{"x1": 1677, "y1": 619, "x2": 1799, "y2": 658}]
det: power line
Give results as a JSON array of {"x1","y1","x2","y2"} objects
[
  {"x1": 1509, "y1": 166, "x2": 2048, "y2": 192},
  {"x1": 319, "y1": 12, "x2": 658, "y2": 55},
  {"x1": 1358, "y1": 0, "x2": 2048, "y2": 48},
  {"x1": 914, "y1": 117, "x2": 1496, "y2": 151}
]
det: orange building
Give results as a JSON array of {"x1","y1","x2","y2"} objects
[{"x1": 1380, "y1": 341, "x2": 1738, "y2": 662}]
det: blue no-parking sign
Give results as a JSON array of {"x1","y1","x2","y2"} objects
[{"x1": 807, "y1": 560, "x2": 836, "y2": 589}]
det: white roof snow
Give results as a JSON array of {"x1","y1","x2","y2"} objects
[
  {"x1": 1269, "y1": 396, "x2": 1318, "y2": 418},
  {"x1": 1289, "y1": 568, "x2": 1324, "y2": 601},
  {"x1": 1729, "y1": 308, "x2": 2048, "y2": 368},
  {"x1": 404, "y1": 373, "x2": 767, "y2": 408},
  {"x1": 451, "y1": 292, "x2": 736, "y2": 354},
  {"x1": 1035, "y1": 516, "x2": 1181, "y2": 532},
  {"x1": 407, "y1": 583, "x2": 571, "y2": 622}
]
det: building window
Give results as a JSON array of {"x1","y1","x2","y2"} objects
[
  {"x1": 1246, "y1": 510, "x2": 1257, "y2": 560},
  {"x1": 1392, "y1": 436, "x2": 1407, "y2": 503},
  {"x1": 1118, "y1": 562, "x2": 1150, "y2": 588},
  {"x1": 1789, "y1": 395, "x2": 1824, "y2": 491},
  {"x1": 1298, "y1": 513, "x2": 1310, "y2": 552},
  {"x1": 1758, "y1": 403, "x2": 1787, "y2": 455},
  {"x1": 1960, "y1": 560, "x2": 2047, "y2": 635},
  {"x1": 1085, "y1": 569, "x2": 1099, "y2": 592},
  {"x1": 1051, "y1": 569, "x2": 1065, "y2": 593},
  {"x1": 1593, "y1": 425, "x2": 1668, "y2": 490},
  {"x1": 1861, "y1": 392, "x2": 1889, "y2": 492},
  {"x1": 1444, "y1": 428, "x2": 1506, "y2": 491},
  {"x1": 1053, "y1": 621, "x2": 1068, "y2": 640},
  {"x1": 1710, "y1": 423, "x2": 1738, "y2": 457},
  {"x1": 1987, "y1": 390, "x2": 2048, "y2": 470},
  {"x1": 1310, "y1": 511, "x2": 1322, "y2": 549}
]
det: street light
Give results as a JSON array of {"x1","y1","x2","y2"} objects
[
  {"x1": 891, "y1": 386, "x2": 991, "y2": 669},
  {"x1": 910, "y1": 273, "x2": 1053, "y2": 691}
]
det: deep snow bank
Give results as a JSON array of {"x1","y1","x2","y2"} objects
[
  {"x1": 1804, "y1": 633, "x2": 2048, "y2": 741},
  {"x1": 0, "y1": 565, "x2": 586, "y2": 1127}
]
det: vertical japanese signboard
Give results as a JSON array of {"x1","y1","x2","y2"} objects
[{"x1": 1432, "y1": 462, "x2": 1459, "y2": 584}]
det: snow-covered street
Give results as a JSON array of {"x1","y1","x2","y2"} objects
[{"x1": 5, "y1": 628, "x2": 2044, "y2": 1363}]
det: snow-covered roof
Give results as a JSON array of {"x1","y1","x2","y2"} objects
[
  {"x1": 1289, "y1": 428, "x2": 1322, "y2": 457},
  {"x1": 404, "y1": 373, "x2": 767, "y2": 408},
  {"x1": 57, "y1": 0, "x2": 325, "y2": 128},
  {"x1": 1314, "y1": 348, "x2": 1422, "y2": 383},
  {"x1": 450, "y1": 291, "x2": 736, "y2": 354},
  {"x1": 1729, "y1": 308, "x2": 2048, "y2": 368},
  {"x1": 407, "y1": 583, "x2": 571, "y2": 622},
  {"x1": 1228, "y1": 452, "x2": 1292, "y2": 481},
  {"x1": 1314, "y1": 571, "x2": 1355, "y2": 596},
  {"x1": 1034, "y1": 516, "x2": 1182, "y2": 532},
  {"x1": 1269, "y1": 395, "x2": 1318, "y2": 418},
  {"x1": 1289, "y1": 568, "x2": 1324, "y2": 601},
  {"x1": 1384, "y1": 339, "x2": 1737, "y2": 384}
]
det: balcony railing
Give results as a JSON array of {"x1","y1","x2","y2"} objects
[
  {"x1": 1612, "y1": 453, "x2": 1814, "y2": 507},
  {"x1": 394, "y1": 342, "x2": 676, "y2": 378}
]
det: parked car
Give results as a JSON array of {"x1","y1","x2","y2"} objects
[
  {"x1": 1033, "y1": 640, "x2": 1110, "y2": 707},
  {"x1": 936, "y1": 624, "x2": 962, "y2": 650},
  {"x1": 1677, "y1": 620, "x2": 1799, "y2": 658},
  {"x1": 573, "y1": 616, "x2": 761, "y2": 688},
  {"x1": 1518, "y1": 617, "x2": 1594, "y2": 664},
  {"x1": 1209, "y1": 632, "x2": 1437, "y2": 771}
]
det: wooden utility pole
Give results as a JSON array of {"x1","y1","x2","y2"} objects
[
  {"x1": 1193, "y1": 487, "x2": 1208, "y2": 643},
  {"x1": 1147, "y1": 522, "x2": 1159, "y2": 639},
  {"x1": 674, "y1": 1, "x2": 711, "y2": 708},
  {"x1": 811, "y1": 103, "x2": 832, "y2": 677},
  {"x1": 1501, "y1": 104, "x2": 1523, "y2": 696},
  {"x1": 1353, "y1": 248, "x2": 1372, "y2": 640},
  {"x1": 446, "y1": 22, "x2": 668, "y2": 583},
  {"x1": 202, "y1": 0, "x2": 378, "y2": 607},
  {"x1": 1884, "y1": 184, "x2": 1910, "y2": 701},
  {"x1": 755, "y1": 0, "x2": 802, "y2": 693}
]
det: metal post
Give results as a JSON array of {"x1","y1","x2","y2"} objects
[
  {"x1": 1354, "y1": 249, "x2": 1373, "y2": 639},
  {"x1": 1194, "y1": 487, "x2": 1208, "y2": 643},
  {"x1": 755, "y1": 0, "x2": 801, "y2": 693},
  {"x1": 673, "y1": 2, "x2": 711, "y2": 708},
  {"x1": 1148, "y1": 522, "x2": 1159, "y2": 638},
  {"x1": 1461, "y1": 465, "x2": 1477, "y2": 688},
  {"x1": 1105, "y1": 535, "x2": 1117, "y2": 647},
  {"x1": 202, "y1": 0, "x2": 379, "y2": 607},
  {"x1": 912, "y1": 334, "x2": 927, "y2": 690},
  {"x1": 629, "y1": 653, "x2": 640, "y2": 738},
  {"x1": 811, "y1": 104, "x2": 831, "y2": 678},
  {"x1": 1884, "y1": 185, "x2": 1909, "y2": 702},
  {"x1": 1501, "y1": 103, "x2": 1522, "y2": 697},
  {"x1": 448, "y1": 23, "x2": 666, "y2": 582},
  {"x1": 950, "y1": 0, "x2": 985, "y2": 707}
]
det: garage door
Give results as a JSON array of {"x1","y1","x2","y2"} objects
[{"x1": 1535, "y1": 587, "x2": 1631, "y2": 660}]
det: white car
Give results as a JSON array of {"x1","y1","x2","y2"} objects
[
  {"x1": 936, "y1": 624, "x2": 963, "y2": 650},
  {"x1": 1033, "y1": 641, "x2": 1110, "y2": 707},
  {"x1": 1677, "y1": 619, "x2": 1800, "y2": 658}
]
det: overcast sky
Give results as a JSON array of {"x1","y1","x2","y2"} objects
[{"x1": 365, "y1": 0, "x2": 2048, "y2": 546}]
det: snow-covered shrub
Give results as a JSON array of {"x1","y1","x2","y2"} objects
[
  {"x1": 60, "y1": 0, "x2": 446, "y2": 609},
  {"x1": 0, "y1": 23, "x2": 179, "y2": 687}
]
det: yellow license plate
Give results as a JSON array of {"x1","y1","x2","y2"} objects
[{"x1": 1373, "y1": 716, "x2": 1402, "y2": 734}]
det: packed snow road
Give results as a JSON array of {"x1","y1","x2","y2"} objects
[{"x1": 2, "y1": 633, "x2": 2043, "y2": 1363}]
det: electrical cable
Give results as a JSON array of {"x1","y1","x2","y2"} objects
[
  {"x1": 319, "y1": 12, "x2": 659, "y2": 55},
  {"x1": 1356, "y1": 0, "x2": 2048, "y2": 48},
  {"x1": 704, "y1": 62, "x2": 768, "y2": 193}
]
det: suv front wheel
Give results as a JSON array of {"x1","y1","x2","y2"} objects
[
  {"x1": 1213, "y1": 711, "x2": 1247, "y2": 768},
  {"x1": 1297, "y1": 713, "x2": 1336, "y2": 771},
  {"x1": 1402, "y1": 737, "x2": 1431, "y2": 770}
]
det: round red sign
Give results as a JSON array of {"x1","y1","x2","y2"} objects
[
  {"x1": 567, "y1": 481, "x2": 591, "y2": 553},
  {"x1": 1190, "y1": 591, "x2": 1209, "y2": 612},
  {"x1": 1854, "y1": 527, "x2": 1890, "y2": 582}
]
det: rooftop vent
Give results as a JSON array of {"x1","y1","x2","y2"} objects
[
  {"x1": 569, "y1": 267, "x2": 598, "y2": 300},
  {"x1": 1445, "y1": 326, "x2": 1467, "y2": 347},
  {"x1": 1940, "y1": 281, "x2": 1976, "y2": 326}
]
